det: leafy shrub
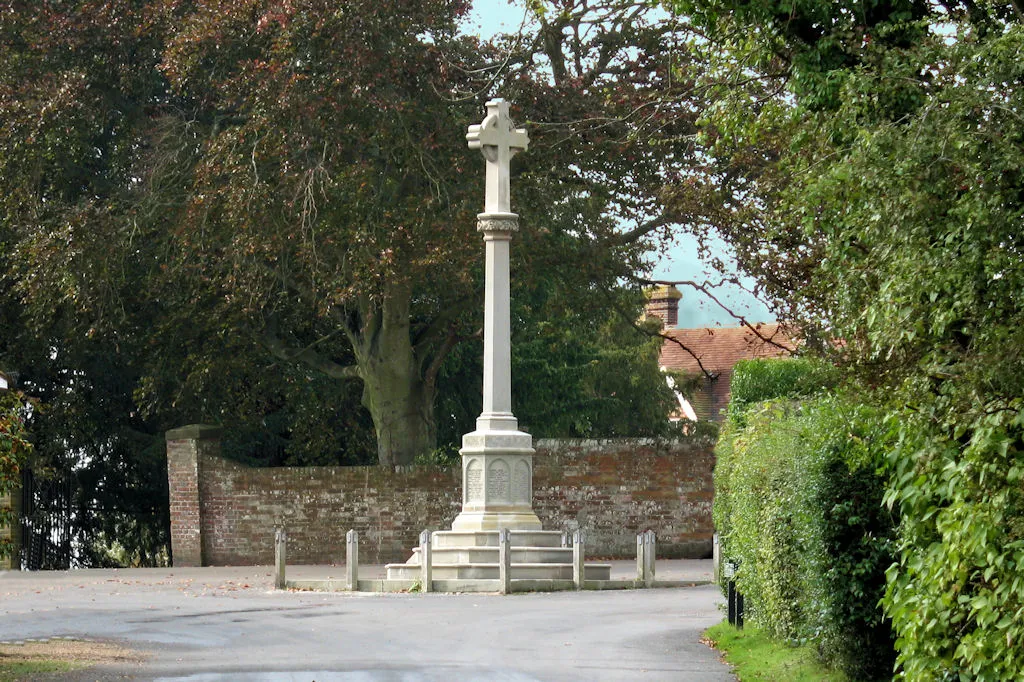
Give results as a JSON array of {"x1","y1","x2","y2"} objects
[
  {"x1": 715, "y1": 393, "x2": 897, "y2": 680},
  {"x1": 719, "y1": 400, "x2": 808, "y2": 640},
  {"x1": 727, "y1": 358, "x2": 839, "y2": 427},
  {"x1": 810, "y1": 401, "x2": 897, "y2": 680},
  {"x1": 881, "y1": 399, "x2": 1024, "y2": 681}
]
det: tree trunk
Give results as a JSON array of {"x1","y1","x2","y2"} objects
[
  {"x1": 351, "y1": 282, "x2": 440, "y2": 467},
  {"x1": 360, "y1": 357, "x2": 437, "y2": 468}
]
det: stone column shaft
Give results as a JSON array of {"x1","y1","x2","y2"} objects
[{"x1": 480, "y1": 232, "x2": 514, "y2": 428}]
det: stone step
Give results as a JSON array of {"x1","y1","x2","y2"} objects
[
  {"x1": 406, "y1": 546, "x2": 572, "y2": 565},
  {"x1": 430, "y1": 530, "x2": 565, "y2": 549},
  {"x1": 385, "y1": 562, "x2": 612, "y2": 581}
]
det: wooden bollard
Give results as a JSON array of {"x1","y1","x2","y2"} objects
[
  {"x1": 346, "y1": 529, "x2": 359, "y2": 591},
  {"x1": 419, "y1": 529, "x2": 433, "y2": 593},
  {"x1": 713, "y1": 532, "x2": 721, "y2": 584},
  {"x1": 274, "y1": 528, "x2": 287, "y2": 590},
  {"x1": 572, "y1": 529, "x2": 585, "y2": 590},
  {"x1": 636, "y1": 531, "x2": 646, "y2": 584},
  {"x1": 498, "y1": 528, "x2": 511, "y2": 595},
  {"x1": 644, "y1": 530, "x2": 657, "y2": 587}
]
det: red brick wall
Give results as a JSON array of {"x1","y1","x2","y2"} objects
[
  {"x1": 167, "y1": 432, "x2": 715, "y2": 566},
  {"x1": 533, "y1": 439, "x2": 715, "y2": 559}
]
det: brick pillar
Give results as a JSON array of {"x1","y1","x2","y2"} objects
[{"x1": 166, "y1": 424, "x2": 221, "y2": 567}]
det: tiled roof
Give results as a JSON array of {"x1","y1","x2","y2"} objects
[
  {"x1": 659, "y1": 323, "x2": 796, "y2": 374},
  {"x1": 659, "y1": 324, "x2": 797, "y2": 422}
]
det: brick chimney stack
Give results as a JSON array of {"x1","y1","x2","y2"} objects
[{"x1": 646, "y1": 285, "x2": 682, "y2": 328}]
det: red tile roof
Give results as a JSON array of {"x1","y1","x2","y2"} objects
[
  {"x1": 659, "y1": 323, "x2": 796, "y2": 373},
  {"x1": 659, "y1": 324, "x2": 797, "y2": 421}
]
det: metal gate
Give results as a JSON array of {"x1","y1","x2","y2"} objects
[{"x1": 20, "y1": 467, "x2": 73, "y2": 570}]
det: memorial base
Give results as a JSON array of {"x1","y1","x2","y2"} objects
[{"x1": 449, "y1": 426, "x2": 541, "y2": 531}]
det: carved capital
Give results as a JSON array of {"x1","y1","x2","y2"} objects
[{"x1": 476, "y1": 212, "x2": 519, "y2": 233}]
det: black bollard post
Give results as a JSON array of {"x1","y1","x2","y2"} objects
[
  {"x1": 736, "y1": 590, "x2": 745, "y2": 629},
  {"x1": 727, "y1": 579, "x2": 736, "y2": 625}
]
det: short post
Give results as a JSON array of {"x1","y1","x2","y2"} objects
[
  {"x1": 560, "y1": 530, "x2": 569, "y2": 548},
  {"x1": 727, "y1": 580, "x2": 736, "y2": 624},
  {"x1": 572, "y1": 529, "x2": 585, "y2": 590},
  {"x1": 636, "y1": 531, "x2": 647, "y2": 584},
  {"x1": 419, "y1": 529, "x2": 433, "y2": 593},
  {"x1": 498, "y1": 528, "x2": 512, "y2": 595},
  {"x1": 736, "y1": 591, "x2": 745, "y2": 629},
  {"x1": 713, "y1": 532, "x2": 721, "y2": 584},
  {"x1": 724, "y1": 561, "x2": 737, "y2": 625},
  {"x1": 274, "y1": 528, "x2": 287, "y2": 590},
  {"x1": 346, "y1": 529, "x2": 359, "y2": 591},
  {"x1": 644, "y1": 530, "x2": 656, "y2": 587}
]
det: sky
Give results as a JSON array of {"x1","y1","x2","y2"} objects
[{"x1": 463, "y1": 1, "x2": 775, "y2": 328}]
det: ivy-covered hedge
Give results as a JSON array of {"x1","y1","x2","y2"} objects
[
  {"x1": 715, "y1": 360, "x2": 896, "y2": 680},
  {"x1": 881, "y1": 399, "x2": 1024, "y2": 681}
]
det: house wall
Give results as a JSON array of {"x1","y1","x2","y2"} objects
[{"x1": 165, "y1": 428, "x2": 716, "y2": 566}]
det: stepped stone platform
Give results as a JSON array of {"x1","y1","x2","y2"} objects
[{"x1": 385, "y1": 530, "x2": 611, "y2": 582}]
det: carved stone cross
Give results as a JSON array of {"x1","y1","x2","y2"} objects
[
  {"x1": 466, "y1": 98, "x2": 529, "y2": 214},
  {"x1": 449, "y1": 98, "x2": 542, "y2": 532}
]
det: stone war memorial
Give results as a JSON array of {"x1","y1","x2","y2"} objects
[
  {"x1": 164, "y1": 99, "x2": 716, "y2": 593},
  {"x1": 381, "y1": 99, "x2": 613, "y2": 590}
]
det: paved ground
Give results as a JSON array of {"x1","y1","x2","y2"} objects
[{"x1": 0, "y1": 561, "x2": 733, "y2": 682}]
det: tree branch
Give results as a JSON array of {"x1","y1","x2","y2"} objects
[
  {"x1": 257, "y1": 327, "x2": 361, "y2": 380},
  {"x1": 632, "y1": 274, "x2": 797, "y2": 354},
  {"x1": 423, "y1": 324, "x2": 462, "y2": 390},
  {"x1": 606, "y1": 215, "x2": 672, "y2": 246},
  {"x1": 601, "y1": 292, "x2": 717, "y2": 380}
]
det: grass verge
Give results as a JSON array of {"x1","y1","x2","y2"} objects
[
  {"x1": 702, "y1": 621, "x2": 848, "y2": 682},
  {"x1": 0, "y1": 659, "x2": 79, "y2": 681},
  {"x1": 0, "y1": 639, "x2": 140, "y2": 681}
]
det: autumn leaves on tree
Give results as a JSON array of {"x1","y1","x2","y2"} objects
[{"x1": 0, "y1": 1, "x2": 700, "y2": 467}]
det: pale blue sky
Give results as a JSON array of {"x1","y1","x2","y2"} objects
[{"x1": 464, "y1": 1, "x2": 774, "y2": 328}]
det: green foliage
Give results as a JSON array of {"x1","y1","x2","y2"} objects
[
  {"x1": 512, "y1": 303, "x2": 682, "y2": 439},
  {"x1": 881, "y1": 401, "x2": 1024, "y2": 681},
  {"x1": 680, "y1": 2, "x2": 1024, "y2": 677},
  {"x1": 412, "y1": 444, "x2": 461, "y2": 469},
  {"x1": 434, "y1": 290, "x2": 686, "y2": 449},
  {"x1": 728, "y1": 358, "x2": 838, "y2": 426},
  {"x1": 0, "y1": 390, "x2": 31, "y2": 561},
  {"x1": 715, "y1": 394, "x2": 896, "y2": 679},
  {"x1": 0, "y1": 659, "x2": 79, "y2": 681}
]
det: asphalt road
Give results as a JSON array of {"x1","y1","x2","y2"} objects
[{"x1": 1, "y1": 566, "x2": 734, "y2": 681}]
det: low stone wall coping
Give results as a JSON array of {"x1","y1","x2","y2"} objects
[{"x1": 165, "y1": 424, "x2": 223, "y2": 442}]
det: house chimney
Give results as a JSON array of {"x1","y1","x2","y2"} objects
[{"x1": 645, "y1": 285, "x2": 682, "y2": 328}]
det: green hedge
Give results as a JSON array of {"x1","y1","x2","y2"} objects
[
  {"x1": 881, "y1": 400, "x2": 1024, "y2": 681},
  {"x1": 715, "y1": 371, "x2": 897, "y2": 679},
  {"x1": 727, "y1": 357, "x2": 838, "y2": 427}
]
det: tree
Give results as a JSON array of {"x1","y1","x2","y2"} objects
[
  {"x1": 3, "y1": 0, "x2": 714, "y2": 468},
  {"x1": 672, "y1": 1, "x2": 1024, "y2": 676}
]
